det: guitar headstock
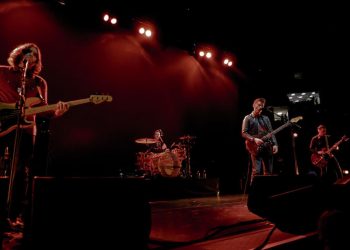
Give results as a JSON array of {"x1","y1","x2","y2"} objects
[
  {"x1": 341, "y1": 135, "x2": 349, "y2": 142},
  {"x1": 290, "y1": 116, "x2": 303, "y2": 123},
  {"x1": 89, "y1": 95, "x2": 113, "y2": 104}
]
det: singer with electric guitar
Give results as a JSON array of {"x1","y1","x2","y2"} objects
[
  {"x1": 309, "y1": 124, "x2": 345, "y2": 182},
  {"x1": 242, "y1": 97, "x2": 280, "y2": 183}
]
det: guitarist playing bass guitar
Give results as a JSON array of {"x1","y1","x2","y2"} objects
[
  {"x1": 309, "y1": 124, "x2": 344, "y2": 182},
  {"x1": 242, "y1": 98, "x2": 278, "y2": 183},
  {"x1": 0, "y1": 43, "x2": 69, "y2": 232}
]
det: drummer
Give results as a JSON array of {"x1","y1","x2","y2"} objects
[{"x1": 149, "y1": 129, "x2": 168, "y2": 153}]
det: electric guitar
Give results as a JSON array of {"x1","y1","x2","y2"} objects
[
  {"x1": 311, "y1": 135, "x2": 349, "y2": 168},
  {"x1": 245, "y1": 116, "x2": 303, "y2": 157},
  {"x1": 0, "y1": 94, "x2": 113, "y2": 137}
]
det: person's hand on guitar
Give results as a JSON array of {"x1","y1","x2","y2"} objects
[
  {"x1": 318, "y1": 149, "x2": 333, "y2": 159},
  {"x1": 54, "y1": 101, "x2": 69, "y2": 117},
  {"x1": 253, "y1": 137, "x2": 264, "y2": 145},
  {"x1": 272, "y1": 145, "x2": 278, "y2": 154}
]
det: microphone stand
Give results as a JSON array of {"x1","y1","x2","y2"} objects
[
  {"x1": 7, "y1": 61, "x2": 28, "y2": 220},
  {"x1": 264, "y1": 108, "x2": 300, "y2": 175}
]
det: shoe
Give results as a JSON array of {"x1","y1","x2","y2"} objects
[
  {"x1": 5, "y1": 217, "x2": 24, "y2": 232},
  {"x1": 12, "y1": 217, "x2": 24, "y2": 230}
]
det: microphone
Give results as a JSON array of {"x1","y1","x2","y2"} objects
[
  {"x1": 260, "y1": 106, "x2": 273, "y2": 113},
  {"x1": 23, "y1": 59, "x2": 30, "y2": 78}
]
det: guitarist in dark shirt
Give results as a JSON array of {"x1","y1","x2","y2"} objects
[
  {"x1": 242, "y1": 98, "x2": 278, "y2": 183},
  {"x1": 309, "y1": 124, "x2": 343, "y2": 183}
]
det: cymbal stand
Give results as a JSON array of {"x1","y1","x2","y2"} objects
[{"x1": 184, "y1": 139, "x2": 193, "y2": 178}]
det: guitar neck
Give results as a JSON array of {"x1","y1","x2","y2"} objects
[
  {"x1": 25, "y1": 98, "x2": 91, "y2": 116},
  {"x1": 327, "y1": 138, "x2": 345, "y2": 154},
  {"x1": 262, "y1": 121, "x2": 291, "y2": 141}
]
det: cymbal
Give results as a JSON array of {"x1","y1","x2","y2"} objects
[
  {"x1": 179, "y1": 135, "x2": 196, "y2": 140},
  {"x1": 135, "y1": 138, "x2": 157, "y2": 144}
]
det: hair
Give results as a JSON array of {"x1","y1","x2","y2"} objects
[
  {"x1": 154, "y1": 129, "x2": 163, "y2": 136},
  {"x1": 7, "y1": 42, "x2": 42, "y2": 76},
  {"x1": 253, "y1": 97, "x2": 266, "y2": 106}
]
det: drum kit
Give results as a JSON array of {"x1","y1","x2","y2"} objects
[{"x1": 135, "y1": 135, "x2": 196, "y2": 178}]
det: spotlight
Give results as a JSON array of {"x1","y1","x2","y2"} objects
[
  {"x1": 139, "y1": 27, "x2": 145, "y2": 34},
  {"x1": 110, "y1": 18, "x2": 117, "y2": 25},
  {"x1": 103, "y1": 14, "x2": 110, "y2": 22},
  {"x1": 194, "y1": 45, "x2": 215, "y2": 61}
]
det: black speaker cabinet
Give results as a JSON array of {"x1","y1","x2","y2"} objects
[
  {"x1": 28, "y1": 177, "x2": 151, "y2": 249},
  {"x1": 247, "y1": 175, "x2": 327, "y2": 234}
]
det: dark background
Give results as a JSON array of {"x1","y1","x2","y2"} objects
[{"x1": 1, "y1": 1, "x2": 350, "y2": 193}]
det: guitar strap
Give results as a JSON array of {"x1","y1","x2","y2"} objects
[
  {"x1": 36, "y1": 86, "x2": 46, "y2": 104},
  {"x1": 257, "y1": 116, "x2": 268, "y2": 132},
  {"x1": 325, "y1": 135, "x2": 330, "y2": 150}
]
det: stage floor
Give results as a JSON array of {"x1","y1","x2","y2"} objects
[{"x1": 148, "y1": 194, "x2": 320, "y2": 250}]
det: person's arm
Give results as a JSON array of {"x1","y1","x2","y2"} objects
[
  {"x1": 36, "y1": 77, "x2": 69, "y2": 118},
  {"x1": 241, "y1": 115, "x2": 254, "y2": 142},
  {"x1": 309, "y1": 137, "x2": 318, "y2": 154}
]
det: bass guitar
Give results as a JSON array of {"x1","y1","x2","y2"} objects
[
  {"x1": 0, "y1": 94, "x2": 113, "y2": 137},
  {"x1": 311, "y1": 135, "x2": 348, "y2": 168},
  {"x1": 245, "y1": 116, "x2": 303, "y2": 157}
]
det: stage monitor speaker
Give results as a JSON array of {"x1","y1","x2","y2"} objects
[
  {"x1": 0, "y1": 177, "x2": 8, "y2": 211},
  {"x1": 27, "y1": 177, "x2": 151, "y2": 249},
  {"x1": 247, "y1": 175, "x2": 327, "y2": 234},
  {"x1": 0, "y1": 177, "x2": 9, "y2": 242}
]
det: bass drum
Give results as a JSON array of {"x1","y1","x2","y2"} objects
[{"x1": 155, "y1": 151, "x2": 182, "y2": 177}]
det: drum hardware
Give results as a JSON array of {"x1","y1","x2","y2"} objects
[
  {"x1": 179, "y1": 135, "x2": 196, "y2": 141},
  {"x1": 178, "y1": 135, "x2": 196, "y2": 178}
]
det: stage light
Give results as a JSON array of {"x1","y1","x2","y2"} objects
[
  {"x1": 138, "y1": 27, "x2": 152, "y2": 38},
  {"x1": 103, "y1": 14, "x2": 110, "y2": 22},
  {"x1": 145, "y1": 29, "x2": 152, "y2": 37},
  {"x1": 110, "y1": 18, "x2": 117, "y2": 25},
  {"x1": 205, "y1": 52, "x2": 212, "y2": 59},
  {"x1": 223, "y1": 58, "x2": 233, "y2": 67},
  {"x1": 194, "y1": 43, "x2": 216, "y2": 61},
  {"x1": 102, "y1": 12, "x2": 118, "y2": 27},
  {"x1": 287, "y1": 91, "x2": 320, "y2": 105},
  {"x1": 139, "y1": 27, "x2": 145, "y2": 34}
]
